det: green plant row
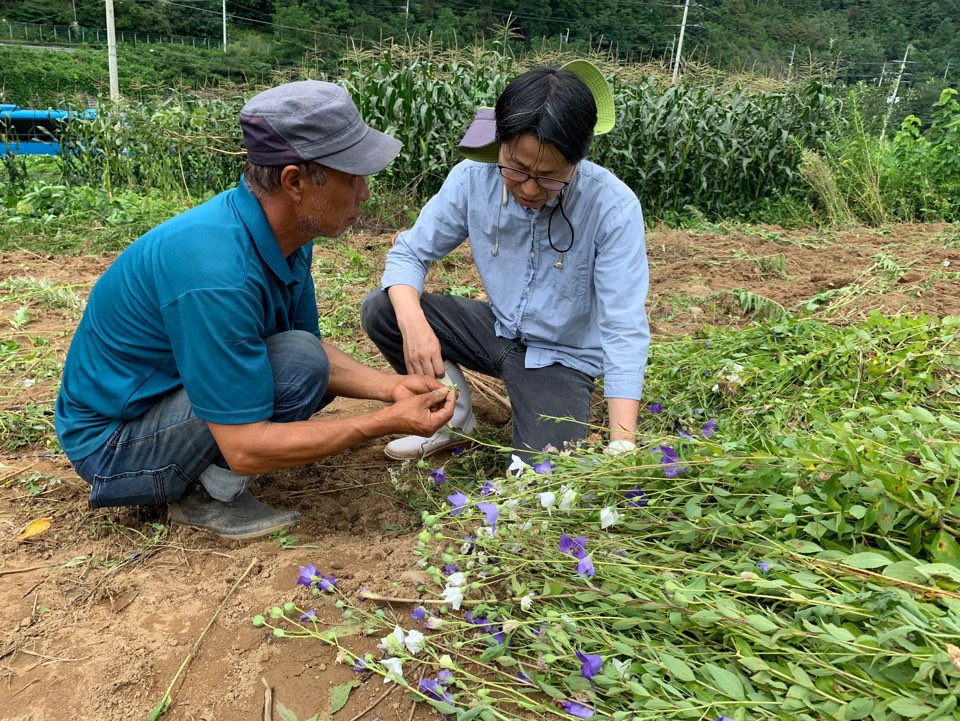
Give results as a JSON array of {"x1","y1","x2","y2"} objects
[{"x1": 253, "y1": 311, "x2": 960, "y2": 721}]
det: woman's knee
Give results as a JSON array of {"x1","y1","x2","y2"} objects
[{"x1": 360, "y1": 289, "x2": 396, "y2": 337}]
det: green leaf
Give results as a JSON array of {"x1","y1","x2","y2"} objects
[
  {"x1": 744, "y1": 614, "x2": 778, "y2": 633},
  {"x1": 738, "y1": 656, "x2": 770, "y2": 673},
  {"x1": 882, "y1": 561, "x2": 927, "y2": 584},
  {"x1": 788, "y1": 662, "x2": 814, "y2": 688},
  {"x1": 277, "y1": 701, "x2": 300, "y2": 721},
  {"x1": 908, "y1": 406, "x2": 937, "y2": 424},
  {"x1": 478, "y1": 643, "x2": 507, "y2": 662},
  {"x1": 703, "y1": 663, "x2": 744, "y2": 700},
  {"x1": 536, "y1": 681, "x2": 567, "y2": 700},
  {"x1": 456, "y1": 706, "x2": 491, "y2": 721},
  {"x1": 684, "y1": 497, "x2": 702, "y2": 520},
  {"x1": 329, "y1": 680, "x2": 361, "y2": 714},
  {"x1": 887, "y1": 698, "x2": 934, "y2": 717},
  {"x1": 429, "y1": 701, "x2": 458, "y2": 716},
  {"x1": 311, "y1": 617, "x2": 364, "y2": 644},
  {"x1": 916, "y1": 563, "x2": 960, "y2": 584},
  {"x1": 148, "y1": 696, "x2": 171, "y2": 721},
  {"x1": 659, "y1": 652, "x2": 695, "y2": 682},
  {"x1": 842, "y1": 698, "x2": 874, "y2": 720},
  {"x1": 843, "y1": 552, "x2": 891, "y2": 569},
  {"x1": 929, "y1": 531, "x2": 960, "y2": 566}
]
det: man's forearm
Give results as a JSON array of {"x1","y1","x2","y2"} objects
[{"x1": 322, "y1": 341, "x2": 394, "y2": 402}]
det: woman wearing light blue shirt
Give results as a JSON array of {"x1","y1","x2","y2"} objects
[{"x1": 362, "y1": 61, "x2": 650, "y2": 461}]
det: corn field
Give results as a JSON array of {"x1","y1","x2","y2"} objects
[{"x1": 2, "y1": 45, "x2": 926, "y2": 223}]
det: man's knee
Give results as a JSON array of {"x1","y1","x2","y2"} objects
[{"x1": 267, "y1": 331, "x2": 329, "y2": 414}]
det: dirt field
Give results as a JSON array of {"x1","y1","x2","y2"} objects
[{"x1": 1, "y1": 222, "x2": 959, "y2": 721}]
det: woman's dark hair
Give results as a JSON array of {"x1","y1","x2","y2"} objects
[{"x1": 495, "y1": 67, "x2": 597, "y2": 164}]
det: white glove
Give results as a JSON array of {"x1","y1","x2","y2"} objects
[{"x1": 604, "y1": 439, "x2": 637, "y2": 456}]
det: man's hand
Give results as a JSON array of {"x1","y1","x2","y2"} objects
[
  {"x1": 381, "y1": 387, "x2": 455, "y2": 436},
  {"x1": 389, "y1": 373, "x2": 448, "y2": 403}
]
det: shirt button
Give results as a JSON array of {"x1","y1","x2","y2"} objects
[
  {"x1": 524, "y1": 287, "x2": 530, "y2": 294},
  {"x1": 529, "y1": 252, "x2": 535, "y2": 258}
]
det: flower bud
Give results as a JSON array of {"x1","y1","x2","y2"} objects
[
  {"x1": 269, "y1": 606, "x2": 283, "y2": 619},
  {"x1": 273, "y1": 628, "x2": 285, "y2": 638},
  {"x1": 418, "y1": 530, "x2": 432, "y2": 544},
  {"x1": 283, "y1": 601, "x2": 295, "y2": 613},
  {"x1": 252, "y1": 615, "x2": 266, "y2": 627}
]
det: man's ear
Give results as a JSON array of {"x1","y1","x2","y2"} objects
[{"x1": 279, "y1": 164, "x2": 305, "y2": 203}]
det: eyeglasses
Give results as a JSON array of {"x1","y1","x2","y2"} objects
[{"x1": 497, "y1": 164, "x2": 572, "y2": 192}]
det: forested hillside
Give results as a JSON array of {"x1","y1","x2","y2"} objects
[{"x1": 2, "y1": 0, "x2": 957, "y2": 84}]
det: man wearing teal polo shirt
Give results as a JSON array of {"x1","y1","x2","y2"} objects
[{"x1": 55, "y1": 81, "x2": 455, "y2": 540}]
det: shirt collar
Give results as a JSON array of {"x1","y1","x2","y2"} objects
[{"x1": 235, "y1": 176, "x2": 298, "y2": 286}]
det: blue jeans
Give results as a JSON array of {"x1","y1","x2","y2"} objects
[
  {"x1": 361, "y1": 290, "x2": 596, "y2": 458},
  {"x1": 72, "y1": 331, "x2": 332, "y2": 508}
]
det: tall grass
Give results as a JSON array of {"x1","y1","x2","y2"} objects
[
  {"x1": 807, "y1": 88, "x2": 960, "y2": 224},
  {"x1": 4, "y1": 43, "x2": 956, "y2": 226}
]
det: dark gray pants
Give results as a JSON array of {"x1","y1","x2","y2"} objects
[{"x1": 361, "y1": 289, "x2": 595, "y2": 458}]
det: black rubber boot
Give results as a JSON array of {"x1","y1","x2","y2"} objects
[{"x1": 168, "y1": 486, "x2": 300, "y2": 540}]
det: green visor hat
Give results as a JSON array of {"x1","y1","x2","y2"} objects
[{"x1": 457, "y1": 59, "x2": 616, "y2": 164}]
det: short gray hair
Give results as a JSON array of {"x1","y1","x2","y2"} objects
[{"x1": 243, "y1": 161, "x2": 327, "y2": 197}]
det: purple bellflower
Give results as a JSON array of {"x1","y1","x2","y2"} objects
[
  {"x1": 431, "y1": 468, "x2": 446, "y2": 484},
  {"x1": 560, "y1": 701, "x2": 595, "y2": 719},
  {"x1": 481, "y1": 481, "x2": 495, "y2": 496},
  {"x1": 559, "y1": 533, "x2": 588, "y2": 559},
  {"x1": 444, "y1": 564, "x2": 460, "y2": 575},
  {"x1": 296, "y1": 564, "x2": 317, "y2": 587},
  {"x1": 701, "y1": 418, "x2": 717, "y2": 438},
  {"x1": 447, "y1": 491, "x2": 468, "y2": 515},
  {"x1": 419, "y1": 678, "x2": 455, "y2": 705},
  {"x1": 576, "y1": 649, "x2": 603, "y2": 679},
  {"x1": 411, "y1": 606, "x2": 427, "y2": 621},
  {"x1": 577, "y1": 555, "x2": 596, "y2": 578},
  {"x1": 757, "y1": 561, "x2": 772, "y2": 574},
  {"x1": 657, "y1": 445, "x2": 688, "y2": 477},
  {"x1": 625, "y1": 485, "x2": 649, "y2": 507},
  {"x1": 477, "y1": 502, "x2": 500, "y2": 528},
  {"x1": 647, "y1": 403, "x2": 664, "y2": 414},
  {"x1": 465, "y1": 611, "x2": 489, "y2": 628},
  {"x1": 319, "y1": 574, "x2": 336, "y2": 592},
  {"x1": 534, "y1": 460, "x2": 553, "y2": 475},
  {"x1": 300, "y1": 609, "x2": 317, "y2": 621}
]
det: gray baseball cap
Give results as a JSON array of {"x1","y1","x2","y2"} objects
[{"x1": 240, "y1": 80, "x2": 401, "y2": 175}]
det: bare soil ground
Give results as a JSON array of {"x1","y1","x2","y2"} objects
[{"x1": 1, "y1": 222, "x2": 959, "y2": 721}]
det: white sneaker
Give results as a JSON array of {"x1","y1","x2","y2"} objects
[
  {"x1": 384, "y1": 413, "x2": 478, "y2": 460},
  {"x1": 385, "y1": 361, "x2": 476, "y2": 460}
]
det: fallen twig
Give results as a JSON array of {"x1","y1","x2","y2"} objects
[
  {"x1": 147, "y1": 557, "x2": 259, "y2": 721},
  {"x1": 462, "y1": 369, "x2": 511, "y2": 411},
  {"x1": 16, "y1": 649, "x2": 93, "y2": 663},
  {"x1": 347, "y1": 683, "x2": 395, "y2": 721},
  {"x1": 0, "y1": 461, "x2": 39, "y2": 486},
  {"x1": 262, "y1": 677, "x2": 272, "y2": 721},
  {"x1": 0, "y1": 677, "x2": 39, "y2": 705},
  {"x1": 0, "y1": 565, "x2": 52, "y2": 578}
]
